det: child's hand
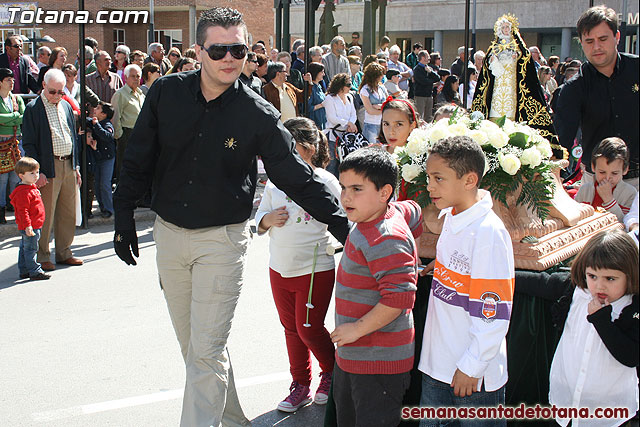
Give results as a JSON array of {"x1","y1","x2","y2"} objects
[
  {"x1": 260, "y1": 206, "x2": 288, "y2": 230},
  {"x1": 588, "y1": 296, "x2": 609, "y2": 315},
  {"x1": 330, "y1": 323, "x2": 362, "y2": 347},
  {"x1": 450, "y1": 369, "x2": 479, "y2": 397},
  {"x1": 92, "y1": 117, "x2": 98, "y2": 125},
  {"x1": 596, "y1": 179, "x2": 614, "y2": 204},
  {"x1": 419, "y1": 259, "x2": 435, "y2": 277},
  {"x1": 25, "y1": 226, "x2": 35, "y2": 237}
]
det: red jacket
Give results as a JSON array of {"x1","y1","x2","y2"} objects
[{"x1": 9, "y1": 183, "x2": 45, "y2": 230}]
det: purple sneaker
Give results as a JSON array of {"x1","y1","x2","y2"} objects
[
  {"x1": 277, "y1": 381, "x2": 312, "y2": 412},
  {"x1": 314, "y1": 372, "x2": 332, "y2": 405}
]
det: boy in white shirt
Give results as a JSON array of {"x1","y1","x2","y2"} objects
[{"x1": 418, "y1": 136, "x2": 515, "y2": 426}]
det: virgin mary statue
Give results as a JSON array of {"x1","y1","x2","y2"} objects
[{"x1": 472, "y1": 14, "x2": 562, "y2": 155}]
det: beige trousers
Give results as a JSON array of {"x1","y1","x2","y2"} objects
[
  {"x1": 38, "y1": 158, "x2": 77, "y2": 263},
  {"x1": 153, "y1": 216, "x2": 253, "y2": 427}
]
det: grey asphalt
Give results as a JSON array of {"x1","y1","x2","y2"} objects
[{"x1": 0, "y1": 211, "x2": 338, "y2": 426}]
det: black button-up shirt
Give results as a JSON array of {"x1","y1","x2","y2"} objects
[
  {"x1": 113, "y1": 70, "x2": 348, "y2": 243},
  {"x1": 555, "y1": 53, "x2": 639, "y2": 175}
]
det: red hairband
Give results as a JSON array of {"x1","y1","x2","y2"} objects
[{"x1": 381, "y1": 95, "x2": 418, "y2": 124}]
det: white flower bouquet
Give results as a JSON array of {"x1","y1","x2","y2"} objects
[{"x1": 395, "y1": 110, "x2": 556, "y2": 219}]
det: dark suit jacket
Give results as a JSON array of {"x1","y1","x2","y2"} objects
[
  {"x1": 262, "y1": 81, "x2": 305, "y2": 116},
  {"x1": 22, "y1": 97, "x2": 79, "y2": 178},
  {"x1": 0, "y1": 53, "x2": 40, "y2": 94}
]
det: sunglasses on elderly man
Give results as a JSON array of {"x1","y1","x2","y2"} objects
[
  {"x1": 47, "y1": 89, "x2": 65, "y2": 96},
  {"x1": 199, "y1": 43, "x2": 248, "y2": 61}
]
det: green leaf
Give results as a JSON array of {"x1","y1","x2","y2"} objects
[
  {"x1": 509, "y1": 132, "x2": 529, "y2": 149},
  {"x1": 495, "y1": 115, "x2": 506, "y2": 128}
]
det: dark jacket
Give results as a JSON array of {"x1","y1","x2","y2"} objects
[
  {"x1": 239, "y1": 72, "x2": 263, "y2": 96},
  {"x1": 22, "y1": 97, "x2": 79, "y2": 178},
  {"x1": 412, "y1": 63, "x2": 440, "y2": 97},
  {"x1": 87, "y1": 118, "x2": 115, "y2": 161},
  {"x1": 0, "y1": 53, "x2": 40, "y2": 94}
]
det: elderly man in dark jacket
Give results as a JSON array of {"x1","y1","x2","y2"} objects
[
  {"x1": 413, "y1": 50, "x2": 440, "y2": 122},
  {"x1": 22, "y1": 68, "x2": 83, "y2": 271}
]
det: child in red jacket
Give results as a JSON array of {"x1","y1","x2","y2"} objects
[{"x1": 9, "y1": 157, "x2": 49, "y2": 281}]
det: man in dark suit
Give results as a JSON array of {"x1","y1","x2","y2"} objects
[
  {"x1": 22, "y1": 68, "x2": 83, "y2": 271},
  {"x1": 0, "y1": 35, "x2": 40, "y2": 94}
]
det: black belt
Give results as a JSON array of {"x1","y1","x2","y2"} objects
[{"x1": 54, "y1": 155, "x2": 72, "y2": 161}]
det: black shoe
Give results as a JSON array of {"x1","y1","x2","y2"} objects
[
  {"x1": 5, "y1": 204, "x2": 13, "y2": 212},
  {"x1": 30, "y1": 272, "x2": 51, "y2": 281},
  {"x1": 19, "y1": 273, "x2": 29, "y2": 279},
  {"x1": 101, "y1": 211, "x2": 112, "y2": 218},
  {"x1": 0, "y1": 207, "x2": 6, "y2": 224},
  {"x1": 87, "y1": 212, "x2": 94, "y2": 219}
]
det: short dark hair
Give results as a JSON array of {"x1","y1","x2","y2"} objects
[
  {"x1": 308, "y1": 62, "x2": 325, "y2": 81},
  {"x1": 256, "y1": 53, "x2": 268, "y2": 67},
  {"x1": 142, "y1": 62, "x2": 160, "y2": 81},
  {"x1": 385, "y1": 69, "x2": 400, "y2": 80},
  {"x1": 84, "y1": 37, "x2": 98, "y2": 49},
  {"x1": 14, "y1": 157, "x2": 39, "y2": 176},
  {"x1": 352, "y1": 32, "x2": 360, "y2": 37},
  {"x1": 577, "y1": 5, "x2": 618, "y2": 39},
  {"x1": 339, "y1": 147, "x2": 398, "y2": 198},
  {"x1": 97, "y1": 101, "x2": 114, "y2": 121},
  {"x1": 437, "y1": 68, "x2": 451, "y2": 78},
  {"x1": 327, "y1": 73, "x2": 351, "y2": 96},
  {"x1": 571, "y1": 229, "x2": 639, "y2": 295},
  {"x1": 591, "y1": 137, "x2": 629, "y2": 170},
  {"x1": 196, "y1": 7, "x2": 247, "y2": 46},
  {"x1": 267, "y1": 62, "x2": 286, "y2": 81},
  {"x1": 4, "y1": 35, "x2": 20, "y2": 46},
  {"x1": 428, "y1": 136, "x2": 485, "y2": 186},
  {"x1": 413, "y1": 43, "x2": 423, "y2": 50}
]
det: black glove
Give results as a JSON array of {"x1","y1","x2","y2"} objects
[{"x1": 114, "y1": 229, "x2": 139, "y2": 265}]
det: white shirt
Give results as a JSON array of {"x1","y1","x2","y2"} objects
[
  {"x1": 255, "y1": 168, "x2": 342, "y2": 277},
  {"x1": 418, "y1": 191, "x2": 515, "y2": 392},
  {"x1": 323, "y1": 94, "x2": 357, "y2": 141},
  {"x1": 549, "y1": 288, "x2": 638, "y2": 427}
]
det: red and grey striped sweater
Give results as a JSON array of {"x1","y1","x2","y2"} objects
[{"x1": 335, "y1": 200, "x2": 423, "y2": 375}]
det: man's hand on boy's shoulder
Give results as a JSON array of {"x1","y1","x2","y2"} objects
[
  {"x1": 451, "y1": 369, "x2": 479, "y2": 397},
  {"x1": 331, "y1": 323, "x2": 362, "y2": 347}
]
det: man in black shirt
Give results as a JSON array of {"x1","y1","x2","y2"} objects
[
  {"x1": 112, "y1": 7, "x2": 348, "y2": 427},
  {"x1": 238, "y1": 51, "x2": 262, "y2": 95},
  {"x1": 555, "y1": 5, "x2": 639, "y2": 188}
]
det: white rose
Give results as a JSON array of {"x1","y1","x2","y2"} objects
[
  {"x1": 449, "y1": 123, "x2": 469, "y2": 136},
  {"x1": 401, "y1": 163, "x2": 422, "y2": 183},
  {"x1": 498, "y1": 153, "x2": 521, "y2": 175},
  {"x1": 428, "y1": 126, "x2": 451, "y2": 144},
  {"x1": 468, "y1": 129, "x2": 489, "y2": 146},
  {"x1": 406, "y1": 132, "x2": 429, "y2": 156},
  {"x1": 488, "y1": 130, "x2": 509, "y2": 149},
  {"x1": 503, "y1": 119, "x2": 517, "y2": 135},
  {"x1": 520, "y1": 147, "x2": 542, "y2": 168},
  {"x1": 535, "y1": 140, "x2": 553, "y2": 158},
  {"x1": 480, "y1": 120, "x2": 499, "y2": 132}
]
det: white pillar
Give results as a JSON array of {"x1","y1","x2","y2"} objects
[
  {"x1": 561, "y1": 27, "x2": 572, "y2": 61},
  {"x1": 434, "y1": 30, "x2": 443, "y2": 54},
  {"x1": 189, "y1": 5, "x2": 197, "y2": 47}
]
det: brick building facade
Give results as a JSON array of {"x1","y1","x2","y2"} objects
[{"x1": 1, "y1": 1, "x2": 274, "y2": 59}]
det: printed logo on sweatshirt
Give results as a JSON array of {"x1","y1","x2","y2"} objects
[
  {"x1": 448, "y1": 250, "x2": 470, "y2": 274},
  {"x1": 480, "y1": 291, "x2": 500, "y2": 322}
]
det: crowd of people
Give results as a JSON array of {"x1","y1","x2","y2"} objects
[{"x1": 0, "y1": 4, "x2": 638, "y2": 427}]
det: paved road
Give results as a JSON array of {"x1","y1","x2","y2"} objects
[{"x1": 0, "y1": 218, "x2": 338, "y2": 426}]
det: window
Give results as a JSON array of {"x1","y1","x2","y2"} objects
[
  {"x1": 19, "y1": 28, "x2": 41, "y2": 56},
  {"x1": 152, "y1": 30, "x2": 182, "y2": 53},
  {"x1": 395, "y1": 38, "x2": 411, "y2": 62},
  {"x1": 0, "y1": 29, "x2": 17, "y2": 54},
  {"x1": 424, "y1": 37, "x2": 434, "y2": 53},
  {"x1": 113, "y1": 29, "x2": 125, "y2": 52}
]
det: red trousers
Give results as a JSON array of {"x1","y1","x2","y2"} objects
[{"x1": 270, "y1": 268, "x2": 336, "y2": 386}]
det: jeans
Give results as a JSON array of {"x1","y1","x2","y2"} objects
[
  {"x1": 0, "y1": 170, "x2": 19, "y2": 208},
  {"x1": 93, "y1": 158, "x2": 115, "y2": 213},
  {"x1": 419, "y1": 373, "x2": 506, "y2": 427},
  {"x1": 362, "y1": 122, "x2": 381, "y2": 145},
  {"x1": 18, "y1": 228, "x2": 43, "y2": 276}
]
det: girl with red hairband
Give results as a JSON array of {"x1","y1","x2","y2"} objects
[{"x1": 379, "y1": 96, "x2": 422, "y2": 200}]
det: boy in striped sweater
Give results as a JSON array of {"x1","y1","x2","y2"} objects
[
  {"x1": 330, "y1": 147, "x2": 423, "y2": 426},
  {"x1": 418, "y1": 136, "x2": 515, "y2": 426}
]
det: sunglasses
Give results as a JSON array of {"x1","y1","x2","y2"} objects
[
  {"x1": 47, "y1": 89, "x2": 65, "y2": 95},
  {"x1": 169, "y1": 52, "x2": 180, "y2": 57},
  {"x1": 9, "y1": 44, "x2": 22, "y2": 49},
  {"x1": 200, "y1": 43, "x2": 248, "y2": 61}
]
